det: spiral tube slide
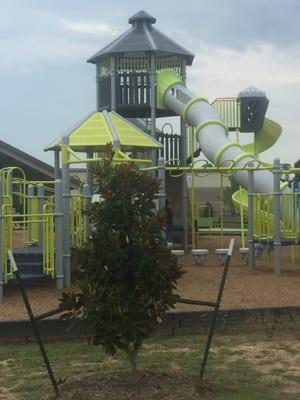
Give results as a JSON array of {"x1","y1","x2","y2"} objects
[
  {"x1": 232, "y1": 117, "x2": 283, "y2": 213},
  {"x1": 241, "y1": 117, "x2": 282, "y2": 158},
  {"x1": 156, "y1": 71, "x2": 281, "y2": 194}
]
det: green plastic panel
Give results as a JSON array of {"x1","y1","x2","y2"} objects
[
  {"x1": 156, "y1": 71, "x2": 183, "y2": 109},
  {"x1": 69, "y1": 112, "x2": 111, "y2": 147},
  {"x1": 45, "y1": 111, "x2": 161, "y2": 152},
  {"x1": 110, "y1": 112, "x2": 161, "y2": 149},
  {"x1": 241, "y1": 117, "x2": 282, "y2": 156}
]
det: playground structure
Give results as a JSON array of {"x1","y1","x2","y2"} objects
[{"x1": 1, "y1": 10, "x2": 300, "y2": 303}]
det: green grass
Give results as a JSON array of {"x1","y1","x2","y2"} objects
[{"x1": 0, "y1": 332, "x2": 299, "y2": 400}]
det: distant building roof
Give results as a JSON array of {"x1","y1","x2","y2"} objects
[
  {"x1": 87, "y1": 10, "x2": 194, "y2": 65},
  {"x1": 0, "y1": 140, "x2": 54, "y2": 181}
]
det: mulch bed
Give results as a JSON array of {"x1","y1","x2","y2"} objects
[
  {"x1": 1, "y1": 236, "x2": 300, "y2": 320},
  {"x1": 56, "y1": 371, "x2": 214, "y2": 400}
]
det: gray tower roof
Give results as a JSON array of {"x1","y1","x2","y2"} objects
[{"x1": 87, "y1": 10, "x2": 194, "y2": 65}]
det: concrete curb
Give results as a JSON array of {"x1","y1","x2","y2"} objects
[{"x1": 0, "y1": 306, "x2": 299, "y2": 342}]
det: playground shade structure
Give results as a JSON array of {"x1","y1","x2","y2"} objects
[{"x1": 45, "y1": 111, "x2": 162, "y2": 153}]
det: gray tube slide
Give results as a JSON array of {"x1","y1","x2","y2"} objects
[{"x1": 162, "y1": 79, "x2": 275, "y2": 193}]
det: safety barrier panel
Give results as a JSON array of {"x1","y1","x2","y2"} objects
[
  {"x1": 211, "y1": 98, "x2": 240, "y2": 130},
  {"x1": 253, "y1": 193, "x2": 300, "y2": 240}
]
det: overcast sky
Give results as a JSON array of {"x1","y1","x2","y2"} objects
[{"x1": 1, "y1": 0, "x2": 300, "y2": 165}]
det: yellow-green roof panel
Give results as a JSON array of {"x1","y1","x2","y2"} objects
[
  {"x1": 69, "y1": 112, "x2": 112, "y2": 147},
  {"x1": 44, "y1": 110, "x2": 162, "y2": 152},
  {"x1": 110, "y1": 112, "x2": 161, "y2": 149}
]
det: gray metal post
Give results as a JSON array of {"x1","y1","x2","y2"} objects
[
  {"x1": 37, "y1": 184, "x2": 45, "y2": 249},
  {"x1": 54, "y1": 150, "x2": 61, "y2": 180},
  {"x1": 110, "y1": 56, "x2": 117, "y2": 111},
  {"x1": 150, "y1": 54, "x2": 157, "y2": 165},
  {"x1": 85, "y1": 152, "x2": 94, "y2": 238},
  {"x1": 83, "y1": 183, "x2": 90, "y2": 240},
  {"x1": 273, "y1": 158, "x2": 281, "y2": 274},
  {"x1": 28, "y1": 184, "x2": 35, "y2": 243},
  {"x1": 180, "y1": 121, "x2": 188, "y2": 249},
  {"x1": 180, "y1": 59, "x2": 188, "y2": 249},
  {"x1": 0, "y1": 179, "x2": 3, "y2": 303},
  {"x1": 54, "y1": 179, "x2": 64, "y2": 289},
  {"x1": 86, "y1": 151, "x2": 94, "y2": 199},
  {"x1": 247, "y1": 163, "x2": 255, "y2": 270},
  {"x1": 158, "y1": 158, "x2": 166, "y2": 240},
  {"x1": 158, "y1": 157, "x2": 166, "y2": 210},
  {"x1": 62, "y1": 136, "x2": 71, "y2": 287}
]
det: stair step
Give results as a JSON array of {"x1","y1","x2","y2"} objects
[
  {"x1": 7, "y1": 273, "x2": 51, "y2": 286},
  {"x1": 18, "y1": 265, "x2": 44, "y2": 275},
  {"x1": 20, "y1": 273, "x2": 48, "y2": 280},
  {"x1": 15, "y1": 261, "x2": 43, "y2": 266},
  {"x1": 13, "y1": 254, "x2": 43, "y2": 259}
]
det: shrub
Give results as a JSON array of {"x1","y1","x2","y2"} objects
[{"x1": 60, "y1": 153, "x2": 183, "y2": 382}]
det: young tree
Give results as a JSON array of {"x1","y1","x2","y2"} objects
[{"x1": 60, "y1": 153, "x2": 183, "y2": 383}]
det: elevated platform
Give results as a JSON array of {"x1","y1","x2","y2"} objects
[{"x1": 253, "y1": 238, "x2": 300, "y2": 246}]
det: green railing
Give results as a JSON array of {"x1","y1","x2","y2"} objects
[
  {"x1": 0, "y1": 167, "x2": 57, "y2": 282},
  {"x1": 26, "y1": 194, "x2": 39, "y2": 245},
  {"x1": 211, "y1": 97, "x2": 240, "y2": 130},
  {"x1": 253, "y1": 193, "x2": 300, "y2": 240},
  {"x1": 70, "y1": 195, "x2": 86, "y2": 248},
  {"x1": 1, "y1": 202, "x2": 14, "y2": 282},
  {"x1": 43, "y1": 198, "x2": 55, "y2": 277}
]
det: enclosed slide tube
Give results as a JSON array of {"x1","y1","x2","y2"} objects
[{"x1": 156, "y1": 71, "x2": 285, "y2": 194}]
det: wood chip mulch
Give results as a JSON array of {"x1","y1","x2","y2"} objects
[{"x1": 1, "y1": 236, "x2": 300, "y2": 321}]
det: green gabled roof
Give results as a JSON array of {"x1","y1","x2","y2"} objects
[
  {"x1": 69, "y1": 112, "x2": 111, "y2": 148},
  {"x1": 109, "y1": 112, "x2": 159, "y2": 148},
  {"x1": 44, "y1": 111, "x2": 162, "y2": 152}
]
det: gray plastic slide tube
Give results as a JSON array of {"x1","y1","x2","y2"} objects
[{"x1": 164, "y1": 83, "x2": 275, "y2": 193}]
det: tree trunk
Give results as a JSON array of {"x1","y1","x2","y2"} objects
[{"x1": 127, "y1": 350, "x2": 138, "y2": 384}]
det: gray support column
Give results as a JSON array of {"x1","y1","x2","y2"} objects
[
  {"x1": 158, "y1": 158, "x2": 166, "y2": 240},
  {"x1": 83, "y1": 183, "x2": 90, "y2": 240},
  {"x1": 55, "y1": 179, "x2": 64, "y2": 289},
  {"x1": 273, "y1": 158, "x2": 281, "y2": 274},
  {"x1": 150, "y1": 54, "x2": 157, "y2": 164},
  {"x1": 28, "y1": 184, "x2": 35, "y2": 243},
  {"x1": 54, "y1": 150, "x2": 61, "y2": 180},
  {"x1": 0, "y1": 179, "x2": 3, "y2": 303},
  {"x1": 180, "y1": 120, "x2": 188, "y2": 249},
  {"x1": 37, "y1": 184, "x2": 45, "y2": 249},
  {"x1": 62, "y1": 136, "x2": 71, "y2": 287},
  {"x1": 158, "y1": 157, "x2": 166, "y2": 210},
  {"x1": 110, "y1": 56, "x2": 117, "y2": 111},
  {"x1": 86, "y1": 151, "x2": 94, "y2": 198},
  {"x1": 86, "y1": 152, "x2": 94, "y2": 237},
  {"x1": 248, "y1": 164, "x2": 255, "y2": 270},
  {"x1": 180, "y1": 59, "x2": 188, "y2": 249}
]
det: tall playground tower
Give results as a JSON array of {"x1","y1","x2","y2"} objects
[{"x1": 87, "y1": 10, "x2": 195, "y2": 247}]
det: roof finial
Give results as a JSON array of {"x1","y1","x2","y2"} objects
[{"x1": 128, "y1": 10, "x2": 156, "y2": 25}]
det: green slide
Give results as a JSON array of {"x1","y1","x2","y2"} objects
[
  {"x1": 241, "y1": 117, "x2": 282, "y2": 158},
  {"x1": 232, "y1": 116, "x2": 282, "y2": 213}
]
